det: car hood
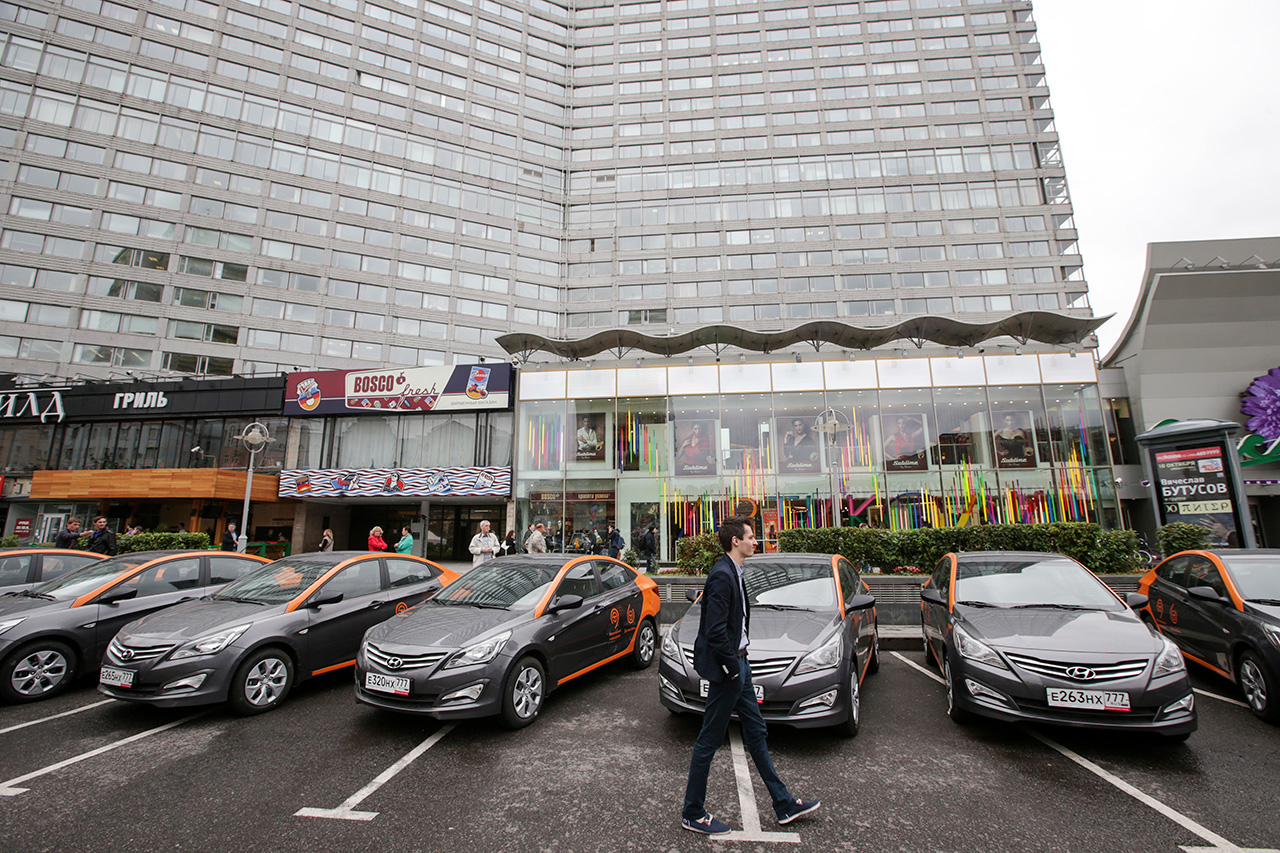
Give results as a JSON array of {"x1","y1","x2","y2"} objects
[
  {"x1": 365, "y1": 602, "x2": 525, "y2": 649},
  {"x1": 119, "y1": 599, "x2": 281, "y2": 642},
  {"x1": 959, "y1": 605, "x2": 1160, "y2": 656},
  {"x1": 1244, "y1": 602, "x2": 1280, "y2": 623},
  {"x1": 675, "y1": 605, "x2": 840, "y2": 652},
  {"x1": 0, "y1": 596, "x2": 72, "y2": 618}
]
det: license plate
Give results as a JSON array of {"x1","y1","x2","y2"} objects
[
  {"x1": 1046, "y1": 687, "x2": 1130, "y2": 712},
  {"x1": 699, "y1": 679, "x2": 764, "y2": 703},
  {"x1": 365, "y1": 672, "x2": 410, "y2": 696},
  {"x1": 100, "y1": 667, "x2": 134, "y2": 688}
]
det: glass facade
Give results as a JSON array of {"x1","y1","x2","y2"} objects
[{"x1": 516, "y1": 355, "x2": 1117, "y2": 558}]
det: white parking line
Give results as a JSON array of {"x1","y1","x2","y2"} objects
[
  {"x1": 295, "y1": 724, "x2": 456, "y2": 821},
  {"x1": 1193, "y1": 688, "x2": 1249, "y2": 709},
  {"x1": 890, "y1": 652, "x2": 1276, "y2": 853},
  {"x1": 0, "y1": 699, "x2": 114, "y2": 735},
  {"x1": 711, "y1": 726, "x2": 799, "y2": 844},
  {"x1": 0, "y1": 712, "x2": 206, "y2": 796}
]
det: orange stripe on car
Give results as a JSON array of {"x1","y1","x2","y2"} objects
[
  {"x1": 831, "y1": 555, "x2": 846, "y2": 619},
  {"x1": 532, "y1": 555, "x2": 596, "y2": 618},
  {"x1": 312, "y1": 659, "x2": 356, "y2": 676},
  {"x1": 284, "y1": 555, "x2": 366, "y2": 612},
  {"x1": 557, "y1": 646, "x2": 632, "y2": 686},
  {"x1": 71, "y1": 551, "x2": 268, "y2": 608},
  {"x1": 1202, "y1": 551, "x2": 1245, "y2": 610},
  {"x1": 1180, "y1": 647, "x2": 1232, "y2": 680}
]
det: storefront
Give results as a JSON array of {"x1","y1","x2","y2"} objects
[
  {"x1": 515, "y1": 353, "x2": 1119, "y2": 561},
  {"x1": 278, "y1": 363, "x2": 514, "y2": 559}
]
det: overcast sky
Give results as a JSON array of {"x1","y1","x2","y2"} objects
[{"x1": 1030, "y1": 0, "x2": 1280, "y2": 355}]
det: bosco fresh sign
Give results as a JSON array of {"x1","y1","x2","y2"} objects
[{"x1": 285, "y1": 364, "x2": 511, "y2": 416}]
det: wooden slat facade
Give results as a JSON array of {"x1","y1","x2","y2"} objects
[{"x1": 30, "y1": 469, "x2": 281, "y2": 502}]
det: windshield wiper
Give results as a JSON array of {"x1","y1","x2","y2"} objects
[
  {"x1": 20, "y1": 590, "x2": 55, "y2": 600},
  {"x1": 1245, "y1": 598, "x2": 1280, "y2": 606},
  {"x1": 955, "y1": 600, "x2": 999, "y2": 608},
  {"x1": 216, "y1": 595, "x2": 268, "y2": 605},
  {"x1": 752, "y1": 603, "x2": 812, "y2": 611},
  {"x1": 438, "y1": 599, "x2": 508, "y2": 609},
  {"x1": 1008, "y1": 603, "x2": 1101, "y2": 610}
]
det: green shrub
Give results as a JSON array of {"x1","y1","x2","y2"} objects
[
  {"x1": 119, "y1": 532, "x2": 211, "y2": 553},
  {"x1": 1156, "y1": 522, "x2": 1210, "y2": 556},
  {"x1": 0, "y1": 534, "x2": 18, "y2": 548},
  {"x1": 675, "y1": 531, "x2": 721, "y2": 575},
  {"x1": 620, "y1": 547, "x2": 641, "y2": 571}
]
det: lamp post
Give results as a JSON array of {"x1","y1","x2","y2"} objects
[
  {"x1": 814, "y1": 408, "x2": 851, "y2": 529},
  {"x1": 234, "y1": 422, "x2": 272, "y2": 553}
]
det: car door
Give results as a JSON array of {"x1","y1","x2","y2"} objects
[
  {"x1": 543, "y1": 562, "x2": 608, "y2": 681},
  {"x1": 837, "y1": 558, "x2": 871, "y2": 669},
  {"x1": 1176, "y1": 555, "x2": 1237, "y2": 672},
  {"x1": 91, "y1": 556, "x2": 205, "y2": 661},
  {"x1": 37, "y1": 553, "x2": 101, "y2": 585},
  {"x1": 922, "y1": 556, "x2": 952, "y2": 660},
  {"x1": 595, "y1": 560, "x2": 644, "y2": 658},
  {"x1": 1149, "y1": 555, "x2": 1193, "y2": 641},
  {"x1": 300, "y1": 558, "x2": 389, "y2": 674},
  {"x1": 383, "y1": 558, "x2": 448, "y2": 611}
]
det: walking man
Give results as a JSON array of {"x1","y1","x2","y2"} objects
[
  {"x1": 525, "y1": 522, "x2": 548, "y2": 554},
  {"x1": 468, "y1": 520, "x2": 500, "y2": 566},
  {"x1": 221, "y1": 522, "x2": 238, "y2": 552},
  {"x1": 681, "y1": 516, "x2": 819, "y2": 834},
  {"x1": 54, "y1": 517, "x2": 82, "y2": 550},
  {"x1": 85, "y1": 516, "x2": 118, "y2": 557}
]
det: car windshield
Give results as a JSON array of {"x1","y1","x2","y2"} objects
[
  {"x1": 744, "y1": 563, "x2": 836, "y2": 610},
  {"x1": 954, "y1": 557, "x2": 1123, "y2": 610},
  {"x1": 214, "y1": 558, "x2": 336, "y2": 605},
  {"x1": 31, "y1": 555, "x2": 150, "y2": 600},
  {"x1": 434, "y1": 559, "x2": 561, "y2": 609},
  {"x1": 1220, "y1": 555, "x2": 1280, "y2": 601}
]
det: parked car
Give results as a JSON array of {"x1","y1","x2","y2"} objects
[
  {"x1": 356, "y1": 554, "x2": 660, "y2": 728},
  {"x1": 0, "y1": 551, "x2": 271, "y2": 703},
  {"x1": 659, "y1": 553, "x2": 879, "y2": 736},
  {"x1": 100, "y1": 553, "x2": 458, "y2": 714},
  {"x1": 920, "y1": 551, "x2": 1196, "y2": 740},
  {"x1": 1138, "y1": 549, "x2": 1280, "y2": 723},
  {"x1": 0, "y1": 549, "x2": 104, "y2": 594}
]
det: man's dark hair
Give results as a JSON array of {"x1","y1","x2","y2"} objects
[
  {"x1": 718, "y1": 516, "x2": 751, "y2": 552},
  {"x1": 67, "y1": 517, "x2": 82, "y2": 526},
  {"x1": 93, "y1": 516, "x2": 107, "y2": 524}
]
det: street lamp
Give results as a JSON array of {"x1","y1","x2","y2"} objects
[
  {"x1": 234, "y1": 422, "x2": 272, "y2": 553},
  {"x1": 814, "y1": 408, "x2": 851, "y2": 529}
]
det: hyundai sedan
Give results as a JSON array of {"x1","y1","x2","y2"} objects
[
  {"x1": 100, "y1": 553, "x2": 458, "y2": 714},
  {"x1": 0, "y1": 548, "x2": 104, "y2": 594},
  {"x1": 0, "y1": 550, "x2": 270, "y2": 703},
  {"x1": 356, "y1": 554, "x2": 660, "y2": 728},
  {"x1": 659, "y1": 553, "x2": 878, "y2": 736},
  {"x1": 921, "y1": 551, "x2": 1196, "y2": 740}
]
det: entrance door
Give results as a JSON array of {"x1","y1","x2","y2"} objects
[
  {"x1": 425, "y1": 505, "x2": 504, "y2": 561},
  {"x1": 349, "y1": 504, "x2": 419, "y2": 554}
]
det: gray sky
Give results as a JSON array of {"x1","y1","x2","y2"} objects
[{"x1": 1031, "y1": 0, "x2": 1280, "y2": 354}]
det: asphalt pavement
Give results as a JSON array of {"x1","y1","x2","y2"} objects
[{"x1": 0, "y1": 650, "x2": 1276, "y2": 853}]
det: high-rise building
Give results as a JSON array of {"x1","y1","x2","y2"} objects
[{"x1": 0, "y1": 0, "x2": 1095, "y2": 381}]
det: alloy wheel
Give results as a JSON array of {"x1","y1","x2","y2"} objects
[
  {"x1": 512, "y1": 665, "x2": 543, "y2": 718},
  {"x1": 638, "y1": 624, "x2": 656, "y2": 663},
  {"x1": 244, "y1": 657, "x2": 289, "y2": 707},
  {"x1": 11, "y1": 649, "x2": 69, "y2": 696},
  {"x1": 1240, "y1": 658, "x2": 1268, "y2": 713}
]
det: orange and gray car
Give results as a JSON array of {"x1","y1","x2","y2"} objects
[
  {"x1": 1138, "y1": 549, "x2": 1280, "y2": 724},
  {"x1": 99, "y1": 552, "x2": 458, "y2": 714},
  {"x1": 0, "y1": 550, "x2": 271, "y2": 703},
  {"x1": 659, "y1": 553, "x2": 879, "y2": 736},
  {"x1": 356, "y1": 554, "x2": 660, "y2": 728},
  {"x1": 0, "y1": 548, "x2": 105, "y2": 594}
]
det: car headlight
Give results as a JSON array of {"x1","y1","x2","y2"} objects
[
  {"x1": 1153, "y1": 636, "x2": 1186, "y2": 677},
  {"x1": 0, "y1": 617, "x2": 25, "y2": 635},
  {"x1": 794, "y1": 632, "x2": 842, "y2": 675},
  {"x1": 953, "y1": 625, "x2": 1009, "y2": 670},
  {"x1": 1264, "y1": 623, "x2": 1280, "y2": 650},
  {"x1": 168, "y1": 625, "x2": 251, "y2": 660},
  {"x1": 444, "y1": 630, "x2": 511, "y2": 670},
  {"x1": 661, "y1": 632, "x2": 681, "y2": 662}
]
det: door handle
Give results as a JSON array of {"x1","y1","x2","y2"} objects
[
  {"x1": 178, "y1": 597, "x2": 193, "y2": 602},
  {"x1": 369, "y1": 600, "x2": 385, "y2": 609}
]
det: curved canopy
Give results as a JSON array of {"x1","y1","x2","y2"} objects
[{"x1": 498, "y1": 312, "x2": 1107, "y2": 361}]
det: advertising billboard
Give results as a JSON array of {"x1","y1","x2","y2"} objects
[{"x1": 285, "y1": 364, "x2": 512, "y2": 416}]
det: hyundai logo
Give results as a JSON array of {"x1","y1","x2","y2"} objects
[
  {"x1": 385, "y1": 656, "x2": 403, "y2": 670},
  {"x1": 117, "y1": 647, "x2": 134, "y2": 662},
  {"x1": 1065, "y1": 666, "x2": 1096, "y2": 681}
]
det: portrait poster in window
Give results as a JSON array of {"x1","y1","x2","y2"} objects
[
  {"x1": 573, "y1": 413, "x2": 606, "y2": 462},
  {"x1": 881, "y1": 413, "x2": 928, "y2": 472},
  {"x1": 993, "y1": 410, "x2": 1037, "y2": 469},
  {"x1": 673, "y1": 419, "x2": 716, "y2": 476},
  {"x1": 776, "y1": 416, "x2": 821, "y2": 474}
]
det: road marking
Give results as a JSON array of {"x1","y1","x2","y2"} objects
[
  {"x1": 295, "y1": 724, "x2": 456, "y2": 821},
  {"x1": 892, "y1": 652, "x2": 1275, "y2": 853},
  {"x1": 0, "y1": 712, "x2": 206, "y2": 796},
  {"x1": 1193, "y1": 688, "x2": 1249, "y2": 709},
  {"x1": 0, "y1": 699, "x2": 114, "y2": 735},
  {"x1": 712, "y1": 725, "x2": 799, "y2": 844}
]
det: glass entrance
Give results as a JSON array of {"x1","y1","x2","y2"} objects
[{"x1": 425, "y1": 505, "x2": 505, "y2": 562}]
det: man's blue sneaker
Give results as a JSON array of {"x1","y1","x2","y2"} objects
[
  {"x1": 777, "y1": 798, "x2": 821, "y2": 825},
  {"x1": 682, "y1": 813, "x2": 731, "y2": 835}
]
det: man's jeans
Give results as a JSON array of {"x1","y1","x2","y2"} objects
[{"x1": 682, "y1": 656, "x2": 792, "y2": 821}]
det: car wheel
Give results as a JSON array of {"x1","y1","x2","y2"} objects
[
  {"x1": 229, "y1": 648, "x2": 293, "y2": 715},
  {"x1": 867, "y1": 627, "x2": 881, "y2": 675},
  {"x1": 1, "y1": 640, "x2": 76, "y2": 703},
  {"x1": 501, "y1": 656, "x2": 545, "y2": 729},
  {"x1": 1238, "y1": 649, "x2": 1280, "y2": 724},
  {"x1": 630, "y1": 619, "x2": 657, "y2": 670},
  {"x1": 836, "y1": 662, "x2": 861, "y2": 738},
  {"x1": 944, "y1": 656, "x2": 972, "y2": 724}
]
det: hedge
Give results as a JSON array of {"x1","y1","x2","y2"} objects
[{"x1": 1156, "y1": 522, "x2": 1210, "y2": 557}]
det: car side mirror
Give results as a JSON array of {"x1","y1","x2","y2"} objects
[
  {"x1": 847, "y1": 593, "x2": 876, "y2": 610},
  {"x1": 1124, "y1": 592, "x2": 1149, "y2": 610},
  {"x1": 1187, "y1": 586, "x2": 1227, "y2": 604},
  {"x1": 97, "y1": 588, "x2": 138, "y2": 606},
  {"x1": 547, "y1": 594, "x2": 583, "y2": 614},
  {"x1": 920, "y1": 587, "x2": 945, "y2": 605},
  {"x1": 685, "y1": 589, "x2": 701, "y2": 603},
  {"x1": 306, "y1": 591, "x2": 344, "y2": 609}
]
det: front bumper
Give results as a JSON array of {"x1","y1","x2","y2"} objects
[
  {"x1": 950, "y1": 653, "x2": 1197, "y2": 736},
  {"x1": 657, "y1": 654, "x2": 853, "y2": 730},
  {"x1": 96, "y1": 651, "x2": 238, "y2": 708},
  {"x1": 354, "y1": 648, "x2": 510, "y2": 719}
]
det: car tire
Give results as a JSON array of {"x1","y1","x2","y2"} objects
[
  {"x1": 867, "y1": 627, "x2": 881, "y2": 675},
  {"x1": 501, "y1": 656, "x2": 545, "y2": 729},
  {"x1": 229, "y1": 648, "x2": 293, "y2": 715},
  {"x1": 836, "y1": 661, "x2": 861, "y2": 738},
  {"x1": 1238, "y1": 649, "x2": 1280, "y2": 724},
  {"x1": 944, "y1": 656, "x2": 972, "y2": 724},
  {"x1": 1, "y1": 640, "x2": 76, "y2": 703},
  {"x1": 630, "y1": 619, "x2": 657, "y2": 670}
]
